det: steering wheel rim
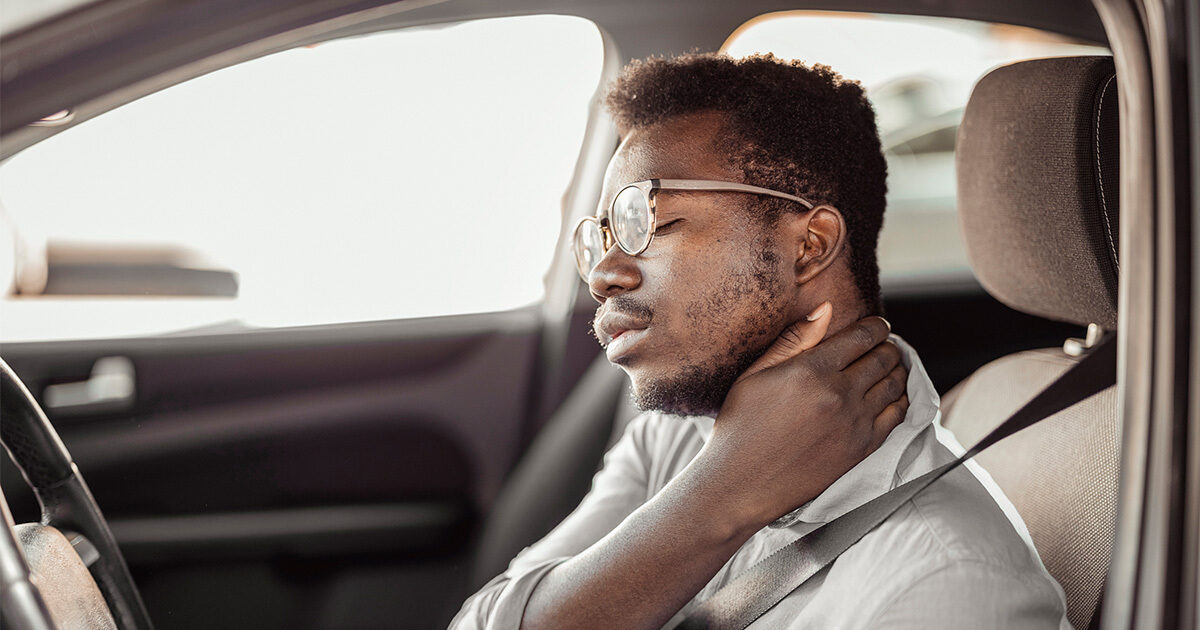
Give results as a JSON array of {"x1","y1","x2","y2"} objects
[{"x1": 0, "y1": 357, "x2": 153, "y2": 630}]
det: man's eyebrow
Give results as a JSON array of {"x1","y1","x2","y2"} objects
[{"x1": 654, "y1": 189, "x2": 712, "y2": 206}]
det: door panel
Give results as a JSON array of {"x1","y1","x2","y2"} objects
[{"x1": 1, "y1": 308, "x2": 544, "y2": 628}]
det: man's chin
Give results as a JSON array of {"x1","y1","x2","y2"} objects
[
  {"x1": 628, "y1": 364, "x2": 730, "y2": 418},
  {"x1": 621, "y1": 340, "x2": 773, "y2": 418},
  {"x1": 634, "y1": 396, "x2": 722, "y2": 418}
]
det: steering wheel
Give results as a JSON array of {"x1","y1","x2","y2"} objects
[{"x1": 0, "y1": 358, "x2": 153, "y2": 629}]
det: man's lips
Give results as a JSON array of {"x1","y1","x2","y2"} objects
[
  {"x1": 595, "y1": 312, "x2": 650, "y2": 347},
  {"x1": 604, "y1": 327, "x2": 648, "y2": 361}
]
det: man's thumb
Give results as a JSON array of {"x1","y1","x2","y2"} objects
[{"x1": 738, "y1": 302, "x2": 833, "y2": 381}]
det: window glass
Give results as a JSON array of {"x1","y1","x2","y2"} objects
[
  {"x1": 0, "y1": 15, "x2": 604, "y2": 342},
  {"x1": 722, "y1": 13, "x2": 1108, "y2": 286}
]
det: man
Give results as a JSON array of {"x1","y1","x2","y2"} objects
[{"x1": 454, "y1": 54, "x2": 1069, "y2": 629}]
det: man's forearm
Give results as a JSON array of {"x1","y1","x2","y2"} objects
[{"x1": 520, "y1": 457, "x2": 760, "y2": 630}]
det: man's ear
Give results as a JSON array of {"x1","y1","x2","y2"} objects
[{"x1": 793, "y1": 205, "x2": 847, "y2": 284}]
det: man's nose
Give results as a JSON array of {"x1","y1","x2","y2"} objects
[{"x1": 587, "y1": 245, "x2": 641, "y2": 303}]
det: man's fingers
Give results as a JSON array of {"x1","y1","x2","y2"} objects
[
  {"x1": 863, "y1": 363, "x2": 908, "y2": 413},
  {"x1": 738, "y1": 302, "x2": 832, "y2": 381},
  {"x1": 870, "y1": 394, "x2": 909, "y2": 450},
  {"x1": 843, "y1": 340, "x2": 903, "y2": 395},
  {"x1": 809, "y1": 316, "x2": 892, "y2": 370}
]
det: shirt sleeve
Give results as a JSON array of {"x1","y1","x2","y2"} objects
[
  {"x1": 863, "y1": 560, "x2": 1072, "y2": 630},
  {"x1": 449, "y1": 412, "x2": 661, "y2": 630}
]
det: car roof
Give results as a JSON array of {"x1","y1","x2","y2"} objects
[
  {"x1": 0, "y1": 0, "x2": 1106, "y2": 151},
  {"x1": 2, "y1": 0, "x2": 1108, "y2": 44},
  {"x1": 389, "y1": 0, "x2": 1107, "y2": 60}
]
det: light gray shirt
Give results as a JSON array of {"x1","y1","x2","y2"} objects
[{"x1": 452, "y1": 336, "x2": 1072, "y2": 629}]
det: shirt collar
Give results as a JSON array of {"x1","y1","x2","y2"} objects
[{"x1": 688, "y1": 334, "x2": 940, "y2": 528}]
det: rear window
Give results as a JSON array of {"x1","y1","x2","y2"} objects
[{"x1": 723, "y1": 13, "x2": 1108, "y2": 288}]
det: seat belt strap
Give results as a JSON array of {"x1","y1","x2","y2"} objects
[{"x1": 678, "y1": 333, "x2": 1117, "y2": 630}]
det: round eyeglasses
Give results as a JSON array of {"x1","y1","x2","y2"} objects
[{"x1": 572, "y1": 178, "x2": 814, "y2": 281}]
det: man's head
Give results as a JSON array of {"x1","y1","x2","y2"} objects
[{"x1": 588, "y1": 53, "x2": 887, "y2": 417}]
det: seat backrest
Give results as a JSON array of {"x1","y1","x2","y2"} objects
[
  {"x1": 942, "y1": 351, "x2": 1117, "y2": 629},
  {"x1": 945, "y1": 55, "x2": 1121, "y2": 630}
]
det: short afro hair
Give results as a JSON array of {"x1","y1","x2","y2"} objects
[{"x1": 606, "y1": 53, "x2": 887, "y2": 314}]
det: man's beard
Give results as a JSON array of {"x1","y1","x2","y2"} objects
[{"x1": 632, "y1": 338, "x2": 772, "y2": 417}]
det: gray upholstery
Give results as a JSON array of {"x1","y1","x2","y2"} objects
[
  {"x1": 941, "y1": 350, "x2": 1118, "y2": 630},
  {"x1": 945, "y1": 55, "x2": 1121, "y2": 630},
  {"x1": 957, "y1": 56, "x2": 1120, "y2": 328}
]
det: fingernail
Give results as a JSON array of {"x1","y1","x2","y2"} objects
[
  {"x1": 806, "y1": 302, "x2": 831, "y2": 321},
  {"x1": 880, "y1": 316, "x2": 892, "y2": 332}
]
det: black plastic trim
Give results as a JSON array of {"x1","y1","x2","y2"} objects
[{"x1": 110, "y1": 502, "x2": 467, "y2": 563}]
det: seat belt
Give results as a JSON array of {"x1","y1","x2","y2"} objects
[{"x1": 678, "y1": 333, "x2": 1117, "y2": 630}]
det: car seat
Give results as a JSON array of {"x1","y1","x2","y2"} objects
[{"x1": 941, "y1": 55, "x2": 1121, "y2": 630}]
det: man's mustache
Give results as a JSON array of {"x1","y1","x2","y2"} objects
[
  {"x1": 604, "y1": 295, "x2": 653, "y2": 321},
  {"x1": 591, "y1": 295, "x2": 654, "y2": 343}
]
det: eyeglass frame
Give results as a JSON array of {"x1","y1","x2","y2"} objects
[{"x1": 572, "y1": 178, "x2": 816, "y2": 279}]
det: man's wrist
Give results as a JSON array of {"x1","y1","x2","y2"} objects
[
  {"x1": 683, "y1": 442, "x2": 825, "y2": 536},
  {"x1": 672, "y1": 451, "x2": 781, "y2": 543}
]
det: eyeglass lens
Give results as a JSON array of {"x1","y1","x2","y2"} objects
[
  {"x1": 573, "y1": 219, "x2": 606, "y2": 280},
  {"x1": 611, "y1": 186, "x2": 653, "y2": 255}
]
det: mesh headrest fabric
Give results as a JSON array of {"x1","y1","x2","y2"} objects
[{"x1": 957, "y1": 56, "x2": 1119, "y2": 328}]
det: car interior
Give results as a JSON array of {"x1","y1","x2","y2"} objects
[{"x1": 0, "y1": 0, "x2": 1195, "y2": 629}]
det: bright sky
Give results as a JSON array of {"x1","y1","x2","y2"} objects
[{"x1": 0, "y1": 15, "x2": 603, "y2": 341}]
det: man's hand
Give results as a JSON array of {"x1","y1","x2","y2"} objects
[{"x1": 689, "y1": 303, "x2": 910, "y2": 534}]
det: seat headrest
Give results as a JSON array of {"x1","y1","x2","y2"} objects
[{"x1": 957, "y1": 56, "x2": 1119, "y2": 329}]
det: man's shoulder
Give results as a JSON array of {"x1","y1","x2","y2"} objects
[
  {"x1": 808, "y1": 463, "x2": 1069, "y2": 626},
  {"x1": 910, "y1": 463, "x2": 1044, "y2": 565},
  {"x1": 832, "y1": 461, "x2": 1064, "y2": 599}
]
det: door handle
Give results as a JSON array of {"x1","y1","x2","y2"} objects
[{"x1": 43, "y1": 356, "x2": 136, "y2": 414}]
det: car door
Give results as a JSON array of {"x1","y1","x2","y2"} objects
[{"x1": 0, "y1": 13, "x2": 613, "y2": 629}]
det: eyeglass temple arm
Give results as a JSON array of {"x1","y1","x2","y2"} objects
[{"x1": 655, "y1": 179, "x2": 814, "y2": 210}]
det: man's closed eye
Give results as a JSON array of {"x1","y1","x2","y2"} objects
[{"x1": 654, "y1": 219, "x2": 683, "y2": 235}]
